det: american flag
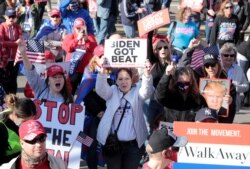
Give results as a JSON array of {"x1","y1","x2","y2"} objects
[
  {"x1": 76, "y1": 131, "x2": 93, "y2": 147},
  {"x1": 190, "y1": 45, "x2": 205, "y2": 70},
  {"x1": 203, "y1": 44, "x2": 220, "y2": 57},
  {"x1": 14, "y1": 40, "x2": 46, "y2": 65}
]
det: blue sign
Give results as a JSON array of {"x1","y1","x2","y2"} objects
[{"x1": 173, "y1": 163, "x2": 250, "y2": 169}]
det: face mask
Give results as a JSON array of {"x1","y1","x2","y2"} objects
[{"x1": 176, "y1": 82, "x2": 191, "y2": 93}]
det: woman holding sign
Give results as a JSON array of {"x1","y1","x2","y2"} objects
[
  {"x1": 95, "y1": 61, "x2": 154, "y2": 169},
  {"x1": 194, "y1": 53, "x2": 237, "y2": 123},
  {"x1": 18, "y1": 40, "x2": 73, "y2": 104}
]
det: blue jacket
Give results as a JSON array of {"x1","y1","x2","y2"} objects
[
  {"x1": 34, "y1": 19, "x2": 67, "y2": 40},
  {"x1": 60, "y1": 0, "x2": 94, "y2": 34}
]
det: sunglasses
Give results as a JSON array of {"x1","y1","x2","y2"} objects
[
  {"x1": 8, "y1": 15, "x2": 16, "y2": 19},
  {"x1": 222, "y1": 54, "x2": 235, "y2": 58},
  {"x1": 24, "y1": 135, "x2": 46, "y2": 145},
  {"x1": 176, "y1": 82, "x2": 191, "y2": 86},
  {"x1": 225, "y1": 6, "x2": 233, "y2": 9},
  {"x1": 205, "y1": 63, "x2": 217, "y2": 68},
  {"x1": 51, "y1": 15, "x2": 60, "y2": 18},
  {"x1": 157, "y1": 46, "x2": 168, "y2": 50}
]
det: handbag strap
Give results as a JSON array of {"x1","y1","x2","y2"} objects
[{"x1": 115, "y1": 100, "x2": 128, "y2": 133}]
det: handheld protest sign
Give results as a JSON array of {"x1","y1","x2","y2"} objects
[
  {"x1": 180, "y1": 0, "x2": 203, "y2": 13},
  {"x1": 199, "y1": 78, "x2": 231, "y2": 117},
  {"x1": 174, "y1": 122, "x2": 250, "y2": 167},
  {"x1": 137, "y1": 8, "x2": 170, "y2": 37},
  {"x1": 103, "y1": 39, "x2": 147, "y2": 68},
  {"x1": 33, "y1": 100, "x2": 85, "y2": 169}
]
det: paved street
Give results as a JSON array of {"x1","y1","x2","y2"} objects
[{"x1": 15, "y1": 0, "x2": 250, "y2": 168}]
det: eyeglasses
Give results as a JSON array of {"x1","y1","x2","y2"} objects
[
  {"x1": 24, "y1": 135, "x2": 46, "y2": 145},
  {"x1": 222, "y1": 54, "x2": 235, "y2": 58},
  {"x1": 205, "y1": 63, "x2": 217, "y2": 68},
  {"x1": 225, "y1": 6, "x2": 233, "y2": 9},
  {"x1": 51, "y1": 15, "x2": 60, "y2": 18},
  {"x1": 157, "y1": 46, "x2": 168, "y2": 50}
]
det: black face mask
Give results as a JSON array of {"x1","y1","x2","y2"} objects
[{"x1": 176, "y1": 82, "x2": 191, "y2": 93}]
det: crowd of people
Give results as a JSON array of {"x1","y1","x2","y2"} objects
[{"x1": 0, "y1": 0, "x2": 250, "y2": 169}]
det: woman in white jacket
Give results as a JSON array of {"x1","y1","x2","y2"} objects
[{"x1": 95, "y1": 63, "x2": 154, "y2": 169}]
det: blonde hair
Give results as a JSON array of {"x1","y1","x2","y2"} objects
[
  {"x1": 217, "y1": 0, "x2": 233, "y2": 16},
  {"x1": 176, "y1": 7, "x2": 192, "y2": 22},
  {"x1": 4, "y1": 94, "x2": 18, "y2": 110}
]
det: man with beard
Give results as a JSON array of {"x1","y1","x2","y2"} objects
[{"x1": 0, "y1": 120, "x2": 66, "y2": 169}]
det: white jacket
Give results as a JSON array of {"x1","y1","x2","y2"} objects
[{"x1": 96, "y1": 73, "x2": 154, "y2": 148}]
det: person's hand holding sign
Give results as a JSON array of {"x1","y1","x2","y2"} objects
[
  {"x1": 223, "y1": 94, "x2": 233, "y2": 105},
  {"x1": 144, "y1": 59, "x2": 153, "y2": 77}
]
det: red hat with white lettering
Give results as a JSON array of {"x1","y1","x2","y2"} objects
[
  {"x1": 19, "y1": 120, "x2": 46, "y2": 141},
  {"x1": 47, "y1": 65, "x2": 64, "y2": 77}
]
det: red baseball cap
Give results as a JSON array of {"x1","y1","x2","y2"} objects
[
  {"x1": 47, "y1": 65, "x2": 64, "y2": 77},
  {"x1": 19, "y1": 120, "x2": 46, "y2": 141},
  {"x1": 74, "y1": 18, "x2": 86, "y2": 28},
  {"x1": 49, "y1": 8, "x2": 61, "y2": 17},
  {"x1": 93, "y1": 45, "x2": 104, "y2": 58}
]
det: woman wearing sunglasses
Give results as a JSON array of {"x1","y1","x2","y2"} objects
[
  {"x1": 0, "y1": 94, "x2": 36, "y2": 166},
  {"x1": 209, "y1": 0, "x2": 240, "y2": 48},
  {"x1": 144, "y1": 31, "x2": 171, "y2": 134},
  {"x1": 194, "y1": 52, "x2": 237, "y2": 123},
  {"x1": 154, "y1": 65, "x2": 206, "y2": 122},
  {"x1": 220, "y1": 43, "x2": 249, "y2": 112}
]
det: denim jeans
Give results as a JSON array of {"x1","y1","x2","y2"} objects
[
  {"x1": 123, "y1": 25, "x2": 136, "y2": 38},
  {"x1": 143, "y1": 99, "x2": 163, "y2": 134},
  {"x1": 205, "y1": 21, "x2": 213, "y2": 43},
  {"x1": 104, "y1": 141, "x2": 144, "y2": 169},
  {"x1": 86, "y1": 117, "x2": 100, "y2": 169},
  {"x1": 97, "y1": 15, "x2": 117, "y2": 44}
]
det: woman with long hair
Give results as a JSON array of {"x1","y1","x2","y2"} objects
[
  {"x1": 154, "y1": 66, "x2": 205, "y2": 122},
  {"x1": 194, "y1": 53, "x2": 237, "y2": 123},
  {"x1": 209, "y1": 0, "x2": 240, "y2": 47},
  {"x1": 167, "y1": 7, "x2": 200, "y2": 59},
  {"x1": 0, "y1": 94, "x2": 36, "y2": 165},
  {"x1": 18, "y1": 40, "x2": 73, "y2": 103}
]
